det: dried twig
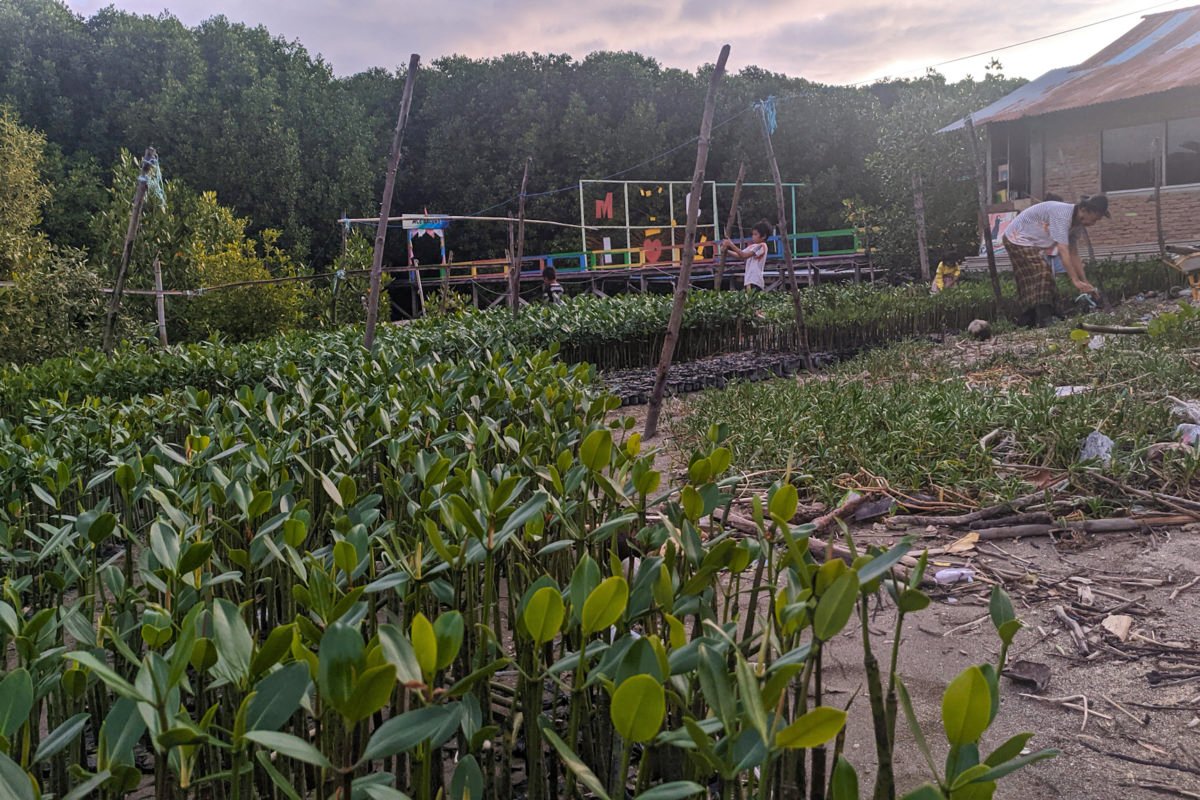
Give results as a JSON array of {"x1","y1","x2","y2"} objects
[
  {"x1": 887, "y1": 482, "x2": 1068, "y2": 528},
  {"x1": 1055, "y1": 605, "x2": 1090, "y2": 656},
  {"x1": 1172, "y1": 576, "x2": 1200, "y2": 601},
  {"x1": 1078, "y1": 735, "x2": 1200, "y2": 777},
  {"x1": 1020, "y1": 694, "x2": 1112, "y2": 727}
]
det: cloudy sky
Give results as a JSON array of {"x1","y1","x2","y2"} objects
[{"x1": 63, "y1": 0, "x2": 1195, "y2": 84}]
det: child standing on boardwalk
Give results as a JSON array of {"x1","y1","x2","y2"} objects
[{"x1": 722, "y1": 220, "x2": 772, "y2": 291}]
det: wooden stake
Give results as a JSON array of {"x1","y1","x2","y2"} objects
[
  {"x1": 365, "y1": 53, "x2": 420, "y2": 349},
  {"x1": 102, "y1": 146, "x2": 157, "y2": 355},
  {"x1": 153, "y1": 257, "x2": 167, "y2": 347},
  {"x1": 1155, "y1": 139, "x2": 1166, "y2": 259},
  {"x1": 912, "y1": 172, "x2": 931, "y2": 282},
  {"x1": 962, "y1": 117, "x2": 1002, "y2": 308},
  {"x1": 760, "y1": 103, "x2": 813, "y2": 371},
  {"x1": 511, "y1": 157, "x2": 531, "y2": 318},
  {"x1": 644, "y1": 44, "x2": 730, "y2": 440},
  {"x1": 714, "y1": 161, "x2": 746, "y2": 292}
]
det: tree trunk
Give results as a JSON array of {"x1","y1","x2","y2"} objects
[
  {"x1": 102, "y1": 146, "x2": 157, "y2": 355},
  {"x1": 912, "y1": 172, "x2": 930, "y2": 282},
  {"x1": 762, "y1": 108, "x2": 813, "y2": 371},
  {"x1": 365, "y1": 53, "x2": 420, "y2": 349},
  {"x1": 962, "y1": 117, "x2": 1002, "y2": 308},
  {"x1": 644, "y1": 45, "x2": 730, "y2": 440},
  {"x1": 511, "y1": 157, "x2": 531, "y2": 317},
  {"x1": 715, "y1": 161, "x2": 746, "y2": 292},
  {"x1": 153, "y1": 257, "x2": 168, "y2": 347}
]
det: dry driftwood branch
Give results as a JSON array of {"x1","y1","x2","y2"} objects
[
  {"x1": 887, "y1": 482, "x2": 1068, "y2": 528},
  {"x1": 973, "y1": 515, "x2": 1195, "y2": 540},
  {"x1": 1055, "y1": 605, "x2": 1091, "y2": 656},
  {"x1": 1078, "y1": 735, "x2": 1200, "y2": 777},
  {"x1": 1077, "y1": 322, "x2": 1147, "y2": 335}
]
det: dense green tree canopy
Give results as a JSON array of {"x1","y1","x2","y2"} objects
[{"x1": 0, "y1": 0, "x2": 1022, "y2": 272}]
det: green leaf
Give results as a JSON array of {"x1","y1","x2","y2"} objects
[
  {"x1": 433, "y1": 612, "x2": 465, "y2": 671},
  {"x1": 983, "y1": 732, "x2": 1033, "y2": 767},
  {"x1": 900, "y1": 785, "x2": 946, "y2": 800},
  {"x1": 988, "y1": 586, "x2": 1015, "y2": 631},
  {"x1": 898, "y1": 589, "x2": 931, "y2": 614},
  {"x1": 65, "y1": 652, "x2": 149, "y2": 702},
  {"x1": 0, "y1": 669, "x2": 33, "y2": 738},
  {"x1": 251, "y1": 624, "x2": 296, "y2": 677},
  {"x1": 244, "y1": 731, "x2": 332, "y2": 769},
  {"x1": 633, "y1": 782, "x2": 708, "y2": 800},
  {"x1": 581, "y1": 576, "x2": 629, "y2": 636},
  {"x1": 32, "y1": 713, "x2": 89, "y2": 765},
  {"x1": 246, "y1": 663, "x2": 310, "y2": 732},
  {"x1": 776, "y1": 706, "x2": 847, "y2": 749},
  {"x1": 450, "y1": 754, "x2": 484, "y2": 800},
  {"x1": 255, "y1": 750, "x2": 303, "y2": 800},
  {"x1": 539, "y1": 717, "x2": 612, "y2": 800},
  {"x1": 611, "y1": 675, "x2": 666, "y2": 743},
  {"x1": 580, "y1": 429, "x2": 613, "y2": 472},
  {"x1": 498, "y1": 492, "x2": 549, "y2": 540},
  {"x1": 318, "y1": 622, "x2": 364, "y2": 713},
  {"x1": 320, "y1": 472, "x2": 343, "y2": 507},
  {"x1": 769, "y1": 483, "x2": 799, "y2": 521},
  {"x1": 177, "y1": 540, "x2": 213, "y2": 575},
  {"x1": 997, "y1": 619, "x2": 1022, "y2": 648},
  {"x1": 856, "y1": 540, "x2": 913, "y2": 585},
  {"x1": 378, "y1": 625, "x2": 422, "y2": 685},
  {"x1": 362, "y1": 705, "x2": 456, "y2": 762},
  {"x1": 60, "y1": 771, "x2": 110, "y2": 800},
  {"x1": 410, "y1": 613, "x2": 438, "y2": 679},
  {"x1": 0, "y1": 751, "x2": 34, "y2": 800},
  {"x1": 211, "y1": 598, "x2": 253, "y2": 686},
  {"x1": 830, "y1": 756, "x2": 859, "y2": 800},
  {"x1": 680, "y1": 486, "x2": 704, "y2": 522},
  {"x1": 523, "y1": 586, "x2": 565, "y2": 645},
  {"x1": 344, "y1": 664, "x2": 397, "y2": 724},
  {"x1": 814, "y1": 571, "x2": 859, "y2": 641},
  {"x1": 898, "y1": 679, "x2": 939, "y2": 779},
  {"x1": 735, "y1": 655, "x2": 768, "y2": 743},
  {"x1": 941, "y1": 666, "x2": 992, "y2": 747},
  {"x1": 970, "y1": 748, "x2": 1058, "y2": 783}
]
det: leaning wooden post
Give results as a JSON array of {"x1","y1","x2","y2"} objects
[
  {"x1": 152, "y1": 257, "x2": 168, "y2": 347},
  {"x1": 962, "y1": 116, "x2": 1002, "y2": 308},
  {"x1": 760, "y1": 102, "x2": 813, "y2": 370},
  {"x1": 364, "y1": 53, "x2": 420, "y2": 349},
  {"x1": 912, "y1": 172, "x2": 931, "y2": 282},
  {"x1": 102, "y1": 146, "x2": 157, "y2": 355},
  {"x1": 644, "y1": 44, "x2": 730, "y2": 440},
  {"x1": 511, "y1": 156, "x2": 531, "y2": 318},
  {"x1": 714, "y1": 161, "x2": 746, "y2": 292}
]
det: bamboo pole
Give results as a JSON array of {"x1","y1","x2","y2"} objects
[
  {"x1": 365, "y1": 53, "x2": 420, "y2": 349},
  {"x1": 715, "y1": 161, "x2": 746, "y2": 292},
  {"x1": 511, "y1": 157, "x2": 531, "y2": 317},
  {"x1": 760, "y1": 103, "x2": 812, "y2": 371},
  {"x1": 962, "y1": 117, "x2": 1002, "y2": 308},
  {"x1": 912, "y1": 172, "x2": 931, "y2": 282},
  {"x1": 153, "y1": 257, "x2": 167, "y2": 347},
  {"x1": 102, "y1": 146, "x2": 157, "y2": 355},
  {"x1": 644, "y1": 44, "x2": 730, "y2": 440}
]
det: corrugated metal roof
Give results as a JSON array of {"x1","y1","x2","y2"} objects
[{"x1": 940, "y1": 5, "x2": 1200, "y2": 132}]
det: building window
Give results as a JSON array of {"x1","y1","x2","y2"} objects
[
  {"x1": 1168, "y1": 116, "x2": 1200, "y2": 187},
  {"x1": 1102, "y1": 122, "x2": 1161, "y2": 192},
  {"x1": 1101, "y1": 116, "x2": 1200, "y2": 191}
]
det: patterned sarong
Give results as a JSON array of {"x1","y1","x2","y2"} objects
[{"x1": 1003, "y1": 237, "x2": 1057, "y2": 308}]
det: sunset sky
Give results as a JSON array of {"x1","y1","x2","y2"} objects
[{"x1": 63, "y1": 0, "x2": 1196, "y2": 84}]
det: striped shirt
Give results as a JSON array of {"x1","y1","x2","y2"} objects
[{"x1": 1003, "y1": 201, "x2": 1075, "y2": 249}]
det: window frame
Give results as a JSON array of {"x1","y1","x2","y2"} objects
[{"x1": 1101, "y1": 115, "x2": 1200, "y2": 194}]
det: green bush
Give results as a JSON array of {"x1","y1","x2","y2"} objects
[{"x1": 0, "y1": 247, "x2": 108, "y2": 365}]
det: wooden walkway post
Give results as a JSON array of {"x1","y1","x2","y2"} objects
[
  {"x1": 365, "y1": 53, "x2": 420, "y2": 349},
  {"x1": 912, "y1": 172, "x2": 931, "y2": 282},
  {"x1": 1154, "y1": 139, "x2": 1166, "y2": 259},
  {"x1": 714, "y1": 161, "x2": 746, "y2": 292},
  {"x1": 644, "y1": 44, "x2": 730, "y2": 440},
  {"x1": 962, "y1": 117, "x2": 1002, "y2": 308},
  {"x1": 153, "y1": 257, "x2": 168, "y2": 346},
  {"x1": 760, "y1": 103, "x2": 812, "y2": 370},
  {"x1": 511, "y1": 157, "x2": 531, "y2": 317},
  {"x1": 102, "y1": 146, "x2": 157, "y2": 355}
]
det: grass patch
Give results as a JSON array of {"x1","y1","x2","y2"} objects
[{"x1": 677, "y1": 304, "x2": 1200, "y2": 505}]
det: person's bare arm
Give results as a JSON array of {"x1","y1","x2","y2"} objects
[
  {"x1": 722, "y1": 239, "x2": 753, "y2": 259},
  {"x1": 1062, "y1": 242, "x2": 1096, "y2": 295}
]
